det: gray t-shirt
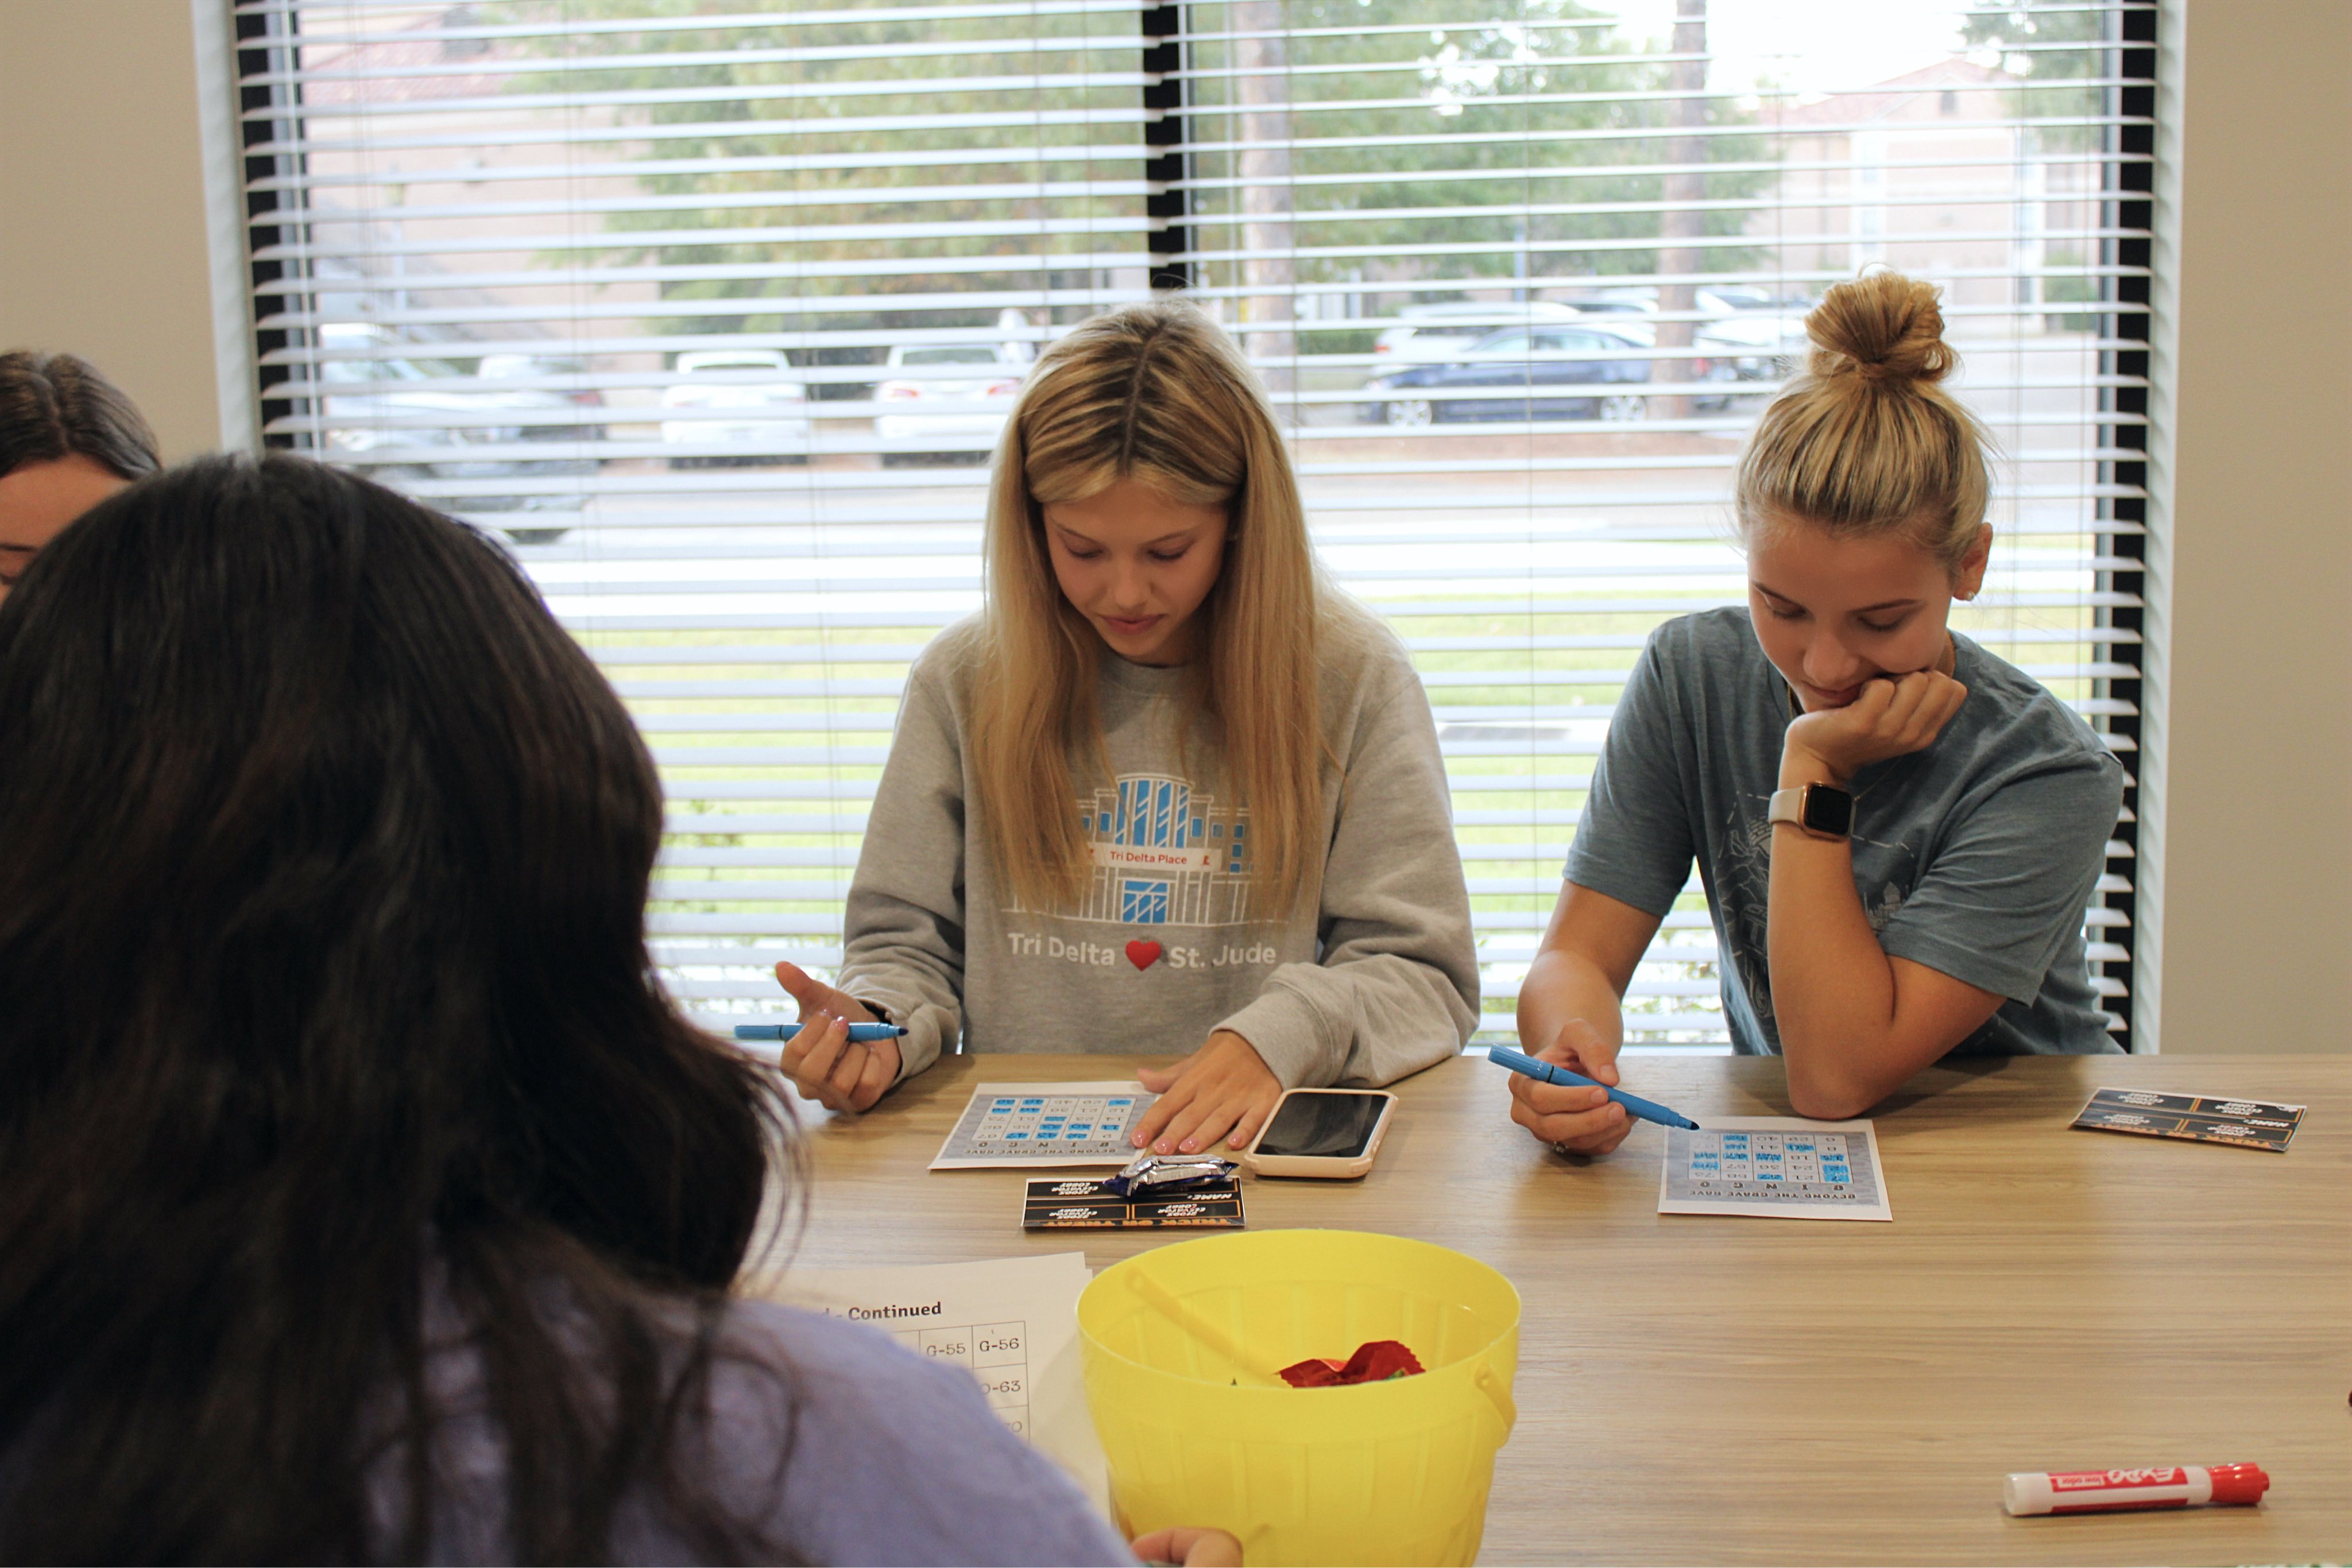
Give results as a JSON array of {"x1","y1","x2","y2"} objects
[{"x1": 1566, "y1": 607, "x2": 2125, "y2": 1057}]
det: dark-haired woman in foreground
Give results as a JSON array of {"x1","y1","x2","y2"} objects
[
  {"x1": 0, "y1": 456, "x2": 1217, "y2": 1565},
  {"x1": 0, "y1": 349, "x2": 160, "y2": 598}
]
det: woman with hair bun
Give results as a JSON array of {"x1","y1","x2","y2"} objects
[
  {"x1": 0, "y1": 350, "x2": 161, "y2": 598},
  {"x1": 766, "y1": 300, "x2": 1477, "y2": 1157},
  {"x1": 1509, "y1": 270, "x2": 2125, "y2": 1144}
]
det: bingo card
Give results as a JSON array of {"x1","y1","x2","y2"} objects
[
  {"x1": 872, "y1": 1318, "x2": 1036, "y2": 1435},
  {"x1": 930, "y1": 1081, "x2": 1159, "y2": 1170},
  {"x1": 1658, "y1": 1115, "x2": 1892, "y2": 1221},
  {"x1": 770, "y1": 1253, "x2": 1104, "y2": 1511}
]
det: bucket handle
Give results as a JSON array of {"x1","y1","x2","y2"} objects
[
  {"x1": 1125, "y1": 1270, "x2": 1265, "y2": 1382},
  {"x1": 1473, "y1": 1361, "x2": 1518, "y2": 1437}
]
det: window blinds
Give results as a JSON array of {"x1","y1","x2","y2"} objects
[{"x1": 231, "y1": 0, "x2": 2152, "y2": 1050}]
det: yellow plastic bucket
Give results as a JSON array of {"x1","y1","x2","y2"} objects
[{"x1": 1078, "y1": 1229, "x2": 1520, "y2": 1566}]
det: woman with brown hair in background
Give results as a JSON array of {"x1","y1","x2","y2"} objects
[{"x1": 0, "y1": 349, "x2": 161, "y2": 597}]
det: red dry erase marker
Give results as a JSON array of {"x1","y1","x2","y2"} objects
[{"x1": 2003, "y1": 1464, "x2": 2269, "y2": 1516}]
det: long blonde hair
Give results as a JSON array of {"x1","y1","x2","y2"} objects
[
  {"x1": 1735, "y1": 269, "x2": 1993, "y2": 571},
  {"x1": 970, "y1": 300, "x2": 1341, "y2": 921}
]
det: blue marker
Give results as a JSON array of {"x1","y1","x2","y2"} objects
[
  {"x1": 733, "y1": 1021, "x2": 908, "y2": 1044},
  {"x1": 1487, "y1": 1045, "x2": 1700, "y2": 1131}
]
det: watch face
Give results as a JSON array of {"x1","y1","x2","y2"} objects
[{"x1": 1802, "y1": 785, "x2": 1854, "y2": 837}]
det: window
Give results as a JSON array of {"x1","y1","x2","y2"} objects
[{"x1": 230, "y1": 0, "x2": 2152, "y2": 1050}]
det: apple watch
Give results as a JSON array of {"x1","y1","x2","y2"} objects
[{"x1": 1769, "y1": 782, "x2": 1854, "y2": 840}]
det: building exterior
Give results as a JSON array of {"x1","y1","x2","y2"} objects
[{"x1": 1755, "y1": 57, "x2": 2106, "y2": 328}]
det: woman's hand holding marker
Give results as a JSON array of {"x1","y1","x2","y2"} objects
[
  {"x1": 1504, "y1": 1017, "x2": 1635, "y2": 1157},
  {"x1": 770, "y1": 961, "x2": 901, "y2": 1113},
  {"x1": 1132, "y1": 1029, "x2": 1283, "y2": 1154},
  {"x1": 1782, "y1": 665, "x2": 1967, "y2": 785}
]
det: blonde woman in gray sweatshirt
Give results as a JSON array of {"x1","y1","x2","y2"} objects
[{"x1": 769, "y1": 301, "x2": 1479, "y2": 1157}]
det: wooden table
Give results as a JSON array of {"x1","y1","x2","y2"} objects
[{"x1": 758, "y1": 1053, "x2": 2352, "y2": 1565}]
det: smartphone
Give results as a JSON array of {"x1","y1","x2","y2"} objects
[{"x1": 1242, "y1": 1087, "x2": 1398, "y2": 1179}]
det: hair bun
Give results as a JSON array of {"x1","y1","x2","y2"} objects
[{"x1": 1804, "y1": 270, "x2": 1955, "y2": 385}]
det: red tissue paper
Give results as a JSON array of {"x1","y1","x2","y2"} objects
[{"x1": 1276, "y1": 1339, "x2": 1427, "y2": 1388}]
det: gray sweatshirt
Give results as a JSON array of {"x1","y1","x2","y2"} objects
[{"x1": 838, "y1": 611, "x2": 1479, "y2": 1089}]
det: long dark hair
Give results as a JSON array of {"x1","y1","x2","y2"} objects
[
  {"x1": 0, "y1": 456, "x2": 792, "y2": 1562},
  {"x1": 0, "y1": 349, "x2": 162, "y2": 481}
]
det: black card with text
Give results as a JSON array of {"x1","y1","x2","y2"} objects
[
  {"x1": 2071, "y1": 1086, "x2": 2305, "y2": 1152},
  {"x1": 1020, "y1": 1176, "x2": 1247, "y2": 1230}
]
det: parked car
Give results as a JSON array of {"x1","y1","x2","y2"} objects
[
  {"x1": 312, "y1": 324, "x2": 595, "y2": 544},
  {"x1": 1361, "y1": 325, "x2": 1651, "y2": 425},
  {"x1": 659, "y1": 349, "x2": 811, "y2": 467},
  {"x1": 475, "y1": 350, "x2": 607, "y2": 446},
  {"x1": 1699, "y1": 284, "x2": 1816, "y2": 313},
  {"x1": 1371, "y1": 300, "x2": 1587, "y2": 365},
  {"x1": 1549, "y1": 288, "x2": 1813, "y2": 412},
  {"x1": 872, "y1": 342, "x2": 1028, "y2": 464},
  {"x1": 1692, "y1": 313, "x2": 1812, "y2": 409},
  {"x1": 1566, "y1": 284, "x2": 1811, "y2": 320}
]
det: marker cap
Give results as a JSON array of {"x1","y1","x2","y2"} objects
[{"x1": 2206, "y1": 1463, "x2": 2269, "y2": 1504}]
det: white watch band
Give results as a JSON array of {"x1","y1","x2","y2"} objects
[{"x1": 1767, "y1": 787, "x2": 1808, "y2": 827}]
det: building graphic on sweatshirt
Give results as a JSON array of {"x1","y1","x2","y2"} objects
[{"x1": 1022, "y1": 772, "x2": 1252, "y2": 927}]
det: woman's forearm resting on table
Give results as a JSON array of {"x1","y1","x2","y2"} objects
[
  {"x1": 1220, "y1": 947, "x2": 1476, "y2": 1090},
  {"x1": 1763, "y1": 823, "x2": 2005, "y2": 1118}
]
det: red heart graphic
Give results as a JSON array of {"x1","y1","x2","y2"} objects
[{"x1": 1125, "y1": 940, "x2": 1163, "y2": 971}]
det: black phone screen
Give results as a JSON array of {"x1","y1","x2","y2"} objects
[{"x1": 1254, "y1": 1091, "x2": 1390, "y2": 1159}]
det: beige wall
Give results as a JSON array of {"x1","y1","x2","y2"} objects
[
  {"x1": 0, "y1": 1, "x2": 2346, "y2": 1051},
  {"x1": 0, "y1": 0, "x2": 223, "y2": 460},
  {"x1": 2139, "y1": 0, "x2": 2352, "y2": 1052}
]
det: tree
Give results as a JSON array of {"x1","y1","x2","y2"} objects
[
  {"x1": 1231, "y1": 1, "x2": 1297, "y2": 387},
  {"x1": 1962, "y1": 1, "x2": 2114, "y2": 153},
  {"x1": 1176, "y1": 1, "x2": 1768, "y2": 301},
  {"x1": 485, "y1": 0, "x2": 1772, "y2": 361},
  {"x1": 1962, "y1": 1, "x2": 2125, "y2": 319},
  {"x1": 489, "y1": 0, "x2": 1148, "y2": 374},
  {"x1": 1652, "y1": 0, "x2": 1708, "y2": 420}
]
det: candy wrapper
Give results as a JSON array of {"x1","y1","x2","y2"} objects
[
  {"x1": 1101, "y1": 1152, "x2": 1239, "y2": 1198},
  {"x1": 1278, "y1": 1339, "x2": 1427, "y2": 1388}
]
